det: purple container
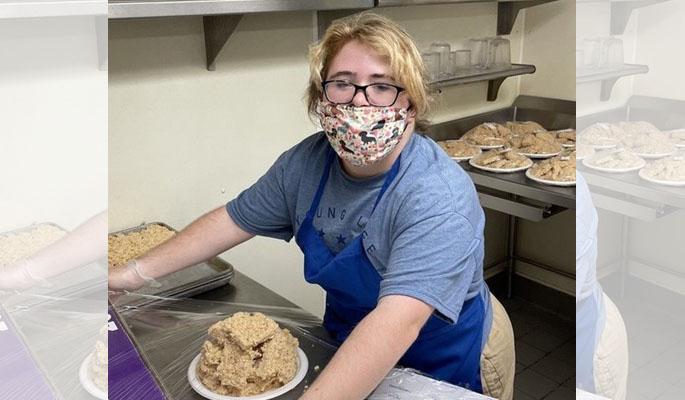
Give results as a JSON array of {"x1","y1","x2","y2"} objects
[
  {"x1": 0, "y1": 305, "x2": 56, "y2": 400},
  {"x1": 108, "y1": 306, "x2": 166, "y2": 400}
]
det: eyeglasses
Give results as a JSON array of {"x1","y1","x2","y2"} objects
[{"x1": 322, "y1": 80, "x2": 404, "y2": 107}]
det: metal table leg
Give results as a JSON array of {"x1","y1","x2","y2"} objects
[
  {"x1": 620, "y1": 214, "x2": 630, "y2": 298},
  {"x1": 506, "y1": 210, "x2": 518, "y2": 299}
]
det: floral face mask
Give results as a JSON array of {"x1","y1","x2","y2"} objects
[{"x1": 316, "y1": 101, "x2": 408, "y2": 166}]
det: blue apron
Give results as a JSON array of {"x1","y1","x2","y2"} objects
[{"x1": 295, "y1": 150, "x2": 485, "y2": 392}]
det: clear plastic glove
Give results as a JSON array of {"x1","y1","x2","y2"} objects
[
  {"x1": 0, "y1": 260, "x2": 49, "y2": 291},
  {"x1": 108, "y1": 260, "x2": 161, "y2": 292}
]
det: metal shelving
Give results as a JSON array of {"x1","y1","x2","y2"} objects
[
  {"x1": 0, "y1": 0, "x2": 106, "y2": 19},
  {"x1": 576, "y1": 63, "x2": 649, "y2": 101},
  {"x1": 108, "y1": 0, "x2": 372, "y2": 19},
  {"x1": 430, "y1": 63, "x2": 536, "y2": 101},
  {"x1": 109, "y1": 0, "x2": 374, "y2": 70},
  {"x1": 109, "y1": 0, "x2": 559, "y2": 70},
  {"x1": 0, "y1": 1, "x2": 107, "y2": 69},
  {"x1": 376, "y1": 0, "x2": 561, "y2": 35}
]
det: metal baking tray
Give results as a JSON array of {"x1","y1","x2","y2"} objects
[
  {"x1": 0, "y1": 222, "x2": 66, "y2": 238},
  {"x1": 576, "y1": 96, "x2": 685, "y2": 220},
  {"x1": 426, "y1": 95, "x2": 576, "y2": 220},
  {"x1": 108, "y1": 222, "x2": 235, "y2": 303},
  {"x1": 0, "y1": 223, "x2": 106, "y2": 308}
]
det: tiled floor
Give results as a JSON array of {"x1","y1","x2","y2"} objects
[
  {"x1": 601, "y1": 277, "x2": 685, "y2": 400},
  {"x1": 500, "y1": 297, "x2": 575, "y2": 400}
]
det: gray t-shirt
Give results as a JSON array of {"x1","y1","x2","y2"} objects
[{"x1": 227, "y1": 132, "x2": 492, "y2": 337}]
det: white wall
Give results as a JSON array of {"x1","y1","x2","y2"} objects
[
  {"x1": 109, "y1": 2, "x2": 575, "y2": 317},
  {"x1": 0, "y1": 17, "x2": 107, "y2": 232}
]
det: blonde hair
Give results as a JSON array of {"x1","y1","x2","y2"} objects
[{"x1": 306, "y1": 13, "x2": 432, "y2": 130}]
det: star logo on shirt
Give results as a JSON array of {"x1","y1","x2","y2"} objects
[
  {"x1": 336, "y1": 234, "x2": 347, "y2": 245},
  {"x1": 317, "y1": 229, "x2": 325, "y2": 237}
]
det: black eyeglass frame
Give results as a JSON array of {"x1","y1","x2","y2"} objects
[{"x1": 322, "y1": 80, "x2": 405, "y2": 107}]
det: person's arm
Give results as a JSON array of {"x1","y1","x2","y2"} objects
[
  {"x1": 0, "y1": 211, "x2": 108, "y2": 290},
  {"x1": 300, "y1": 295, "x2": 433, "y2": 400},
  {"x1": 109, "y1": 207, "x2": 254, "y2": 290}
]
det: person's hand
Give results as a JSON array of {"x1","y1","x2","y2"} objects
[
  {"x1": 108, "y1": 260, "x2": 147, "y2": 292},
  {"x1": 0, "y1": 260, "x2": 45, "y2": 291},
  {"x1": 108, "y1": 260, "x2": 160, "y2": 292}
]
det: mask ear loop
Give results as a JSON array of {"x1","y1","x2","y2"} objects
[{"x1": 400, "y1": 103, "x2": 415, "y2": 135}]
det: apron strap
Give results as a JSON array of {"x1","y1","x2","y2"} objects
[
  {"x1": 372, "y1": 154, "x2": 401, "y2": 212},
  {"x1": 306, "y1": 149, "x2": 336, "y2": 218}
]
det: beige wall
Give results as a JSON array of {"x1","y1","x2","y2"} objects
[
  {"x1": 109, "y1": 2, "x2": 575, "y2": 317},
  {"x1": 519, "y1": 0, "x2": 575, "y2": 100},
  {"x1": 632, "y1": 0, "x2": 685, "y2": 101}
]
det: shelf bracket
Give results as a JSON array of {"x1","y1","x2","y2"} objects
[
  {"x1": 600, "y1": 77, "x2": 619, "y2": 101},
  {"x1": 497, "y1": 0, "x2": 558, "y2": 35},
  {"x1": 487, "y1": 77, "x2": 507, "y2": 101},
  {"x1": 611, "y1": 0, "x2": 669, "y2": 35},
  {"x1": 95, "y1": 15, "x2": 108, "y2": 71},
  {"x1": 314, "y1": 9, "x2": 366, "y2": 41},
  {"x1": 204, "y1": 14, "x2": 243, "y2": 71}
]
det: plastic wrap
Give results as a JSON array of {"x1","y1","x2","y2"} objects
[
  {"x1": 110, "y1": 293, "x2": 495, "y2": 400},
  {"x1": 110, "y1": 293, "x2": 337, "y2": 399},
  {"x1": 370, "y1": 369, "x2": 495, "y2": 399},
  {"x1": 0, "y1": 270, "x2": 107, "y2": 400},
  {"x1": 1, "y1": 223, "x2": 108, "y2": 400}
]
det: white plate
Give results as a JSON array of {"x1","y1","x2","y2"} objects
[
  {"x1": 517, "y1": 151, "x2": 561, "y2": 159},
  {"x1": 468, "y1": 157, "x2": 533, "y2": 173},
  {"x1": 575, "y1": 148, "x2": 595, "y2": 161},
  {"x1": 582, "y1": 157, "x2": 646, "y2": 173},
  {"x1": 476, "y1": 144, "x2": 505, "y2": 150},
  {"x1": 451, "y1": 154, "x2": 480, "y2": 162},
  {"x1": 667, "y1": 130, "x2": 685, "y2": 148},
  {"x1": 587, "y1": 143, "x2": 618, "y2": 150},
  {"x1": 443, "y1": 140, "x2": 482, "y2": 162},
  {"x1": 632, "y1": 150, "x2": 677, "y2": 159},
  {"x1": 188, "y1": 348, "x2": 308, "y2": 400},
  {"x1": 525, "y1": 169, "x2": 576, "y2": 187},
  {"x1": 638, "y1": 168, "x2": 685, "y2": 187},
  {"x1": 79, "y1": 354, "x2": 107, "y2": 400}
]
